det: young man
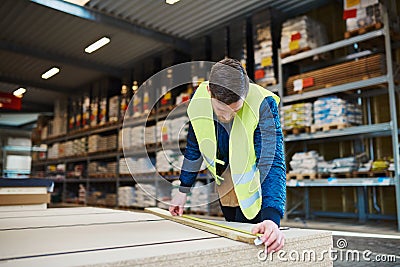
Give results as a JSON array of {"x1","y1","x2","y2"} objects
[{"x1": 169, "y1": 58, "x2": 286, "y2": 253}]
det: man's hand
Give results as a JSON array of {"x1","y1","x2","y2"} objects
[
  {"x1": 169, "y1": 191, "x2": 187, "y2": 216},
  {"x1": 252, "y1": 220, "x2": 285, "y2": 254}
]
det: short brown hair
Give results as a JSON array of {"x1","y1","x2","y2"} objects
[{"x1": 209, "y1": 58, "x2": 249, "y2": 105}]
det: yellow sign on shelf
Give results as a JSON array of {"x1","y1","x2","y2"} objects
[
  {"x1": 261, "y1": 57, "x2": 273, "y2": 67},
  {"x1": 289, "y1": 40, "x2": 300, "y2": 51}
]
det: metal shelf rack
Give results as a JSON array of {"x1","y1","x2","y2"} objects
[{"x1": 277, "y1": 4, "x2": 400, "y2": 230}]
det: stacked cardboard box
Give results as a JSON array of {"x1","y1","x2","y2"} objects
[{"x1": 88, "y1": 134, "x2": 117, "y2": 153}]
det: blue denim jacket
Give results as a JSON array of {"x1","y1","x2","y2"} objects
[{"x1": 179, "y1": 96, "x2": 286, "y2": 225}]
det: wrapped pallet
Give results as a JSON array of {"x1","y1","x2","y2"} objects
[
  {"x1": 280, "y1": 103, "x2": 313, "y2": 130},
  {"x1": 344, "y1": 0, "x2": 382, "y2": 34},
  {"x1": 280, "y1": 15, "x2": 328, "y2": 56}
]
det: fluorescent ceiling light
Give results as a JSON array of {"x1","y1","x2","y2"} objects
[
  {"x1": 41, "y1": 67, "x2": 60, "y2": 79},
  {"x1": 62, "y1": 0, "x2": 91, "y2": 6},
  {"x1": 85, "y1": 37, "x2": 110, "y2": 54},
  {"x1": 166, "y1": 0, "x2": 180, "y2": 4},
  {"x1": 13, "y1": 87, "x2": 26, "y2": 98}
]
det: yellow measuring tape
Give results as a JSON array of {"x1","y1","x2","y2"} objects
[{"x1": 182, "y1": 214, "x2": 263, "y2": 237}]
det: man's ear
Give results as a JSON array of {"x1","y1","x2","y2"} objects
[{"x1": 206, "y1": 85, "x2": 211, "y2": 95}]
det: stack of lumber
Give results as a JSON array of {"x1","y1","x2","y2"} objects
[
  {"x1": 286, "y1": 54, "x2": 386, "y2": 95},
  {"x1": 0, "y1": 207, "x2": 333, "y2": 267}
]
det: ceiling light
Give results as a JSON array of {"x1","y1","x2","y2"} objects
[
  {"x1": 166, "y1": 0, "x2": 180, "y2": 4},
  {"x1": 41, "y1": 67, "x2": 60, "y2": 79},
  {"x1": 13, "y1": 88, "x2": 26, "y2": 98},
  {"x1": 62, "y1": 0, "x2": 91, "y2": 6},
  {"x1": 85, "y1": 37, "x2": 110, "y2": 54}
]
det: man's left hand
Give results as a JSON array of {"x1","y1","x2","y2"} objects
[{"x1": 251, "y1": 220, "x2": 285, "y2": 254}]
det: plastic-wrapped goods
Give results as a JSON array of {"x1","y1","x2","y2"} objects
[
  {"x1": 313, "y1": 96, "x2": 362, "y2": 126},
  {"x1": 47, "y1": 143, "x2": 59, "y2": 159},
  {"x1": 344, "y1": 0, "x2": 381, "y2": 32},
  {"x1": 156, "y1": 150, "x2": 184, "y2": 172},
  {"x1": 281, "y1": 15, "x2": 328, "y2": 55},
  {"x1": 125, "y1": 157, "x2": 156, "y2": 174},
  {"x1": 118, "y1": 186, "x2": 136, "y2": 207},
  {"x1": 330, "y1": 157, "x2": 358, "y2": 173},
  {"x1": 289, "y1": 151, "x2": 320, "y2": 174},
  {"x1": 119, "y1": 158, "x2": 130, "y2": 175},
  {"x1": 144, "y1": 126, "x2": 156, "y2": 145},
  {"x1": 157, "y1": 117, "x2": 189, "y2": 143},
  {"x1": 135, "y1": 184, "x2": 156, "y2": 207},
  {"x1": 108, "y1": 95, "x2": 119, "y2": 122},
  {"x1": 88, "y1": 134, "x2": 117, "y2": 153},
  {"x1": 254, "y1": 25, "x2": 275, "y2": 85},
  {"x1": 280, "y1": 103, "x2": 313, "y2": 129},
  {"x1": 190, "y1": 181, "x2": 209, "y2": 213}
]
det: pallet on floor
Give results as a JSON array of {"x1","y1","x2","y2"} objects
[
  {"x1": 310, "y1": 123, "x2": 350, "y2": 133},
  {"x1": 283, "y1": 126, "x2": 311, "y2": 135},
  {"x1": 344, "y1": 22, "x2": 383, "y2": 39},
  {"x1": 286, "y1": 173, "x2": 316, "y2": 180}
]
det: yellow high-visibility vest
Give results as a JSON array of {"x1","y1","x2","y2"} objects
[{"x1": 187, "y1": 81, "x2": 280, "y2": 219}]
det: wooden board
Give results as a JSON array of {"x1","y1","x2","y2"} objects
[
  {"x1": 0, "y1": 238, "x2": 241, "y2": 267},
  {"x1": 0, "y1": 212, "x2": 162, "y2": 230},
  {"x1": 0, "y1": 207, "x2": 123, "y2": 219},
  {"x1": 286, "y1": 54, "x2": 386, "y2": 95},
  {"x1": 0, "y1": 220, "x2": 217, "y2": 260},
  {"x1": 145, "y1": 207, "x2": 257, "y2": 244},
  {"x1": 0, "y1": 208, "x2": 333, "y2": 267}
]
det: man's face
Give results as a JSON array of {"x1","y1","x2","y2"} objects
[{"x1": 211, "y1": 97, "x2": 243, "y2": 123}]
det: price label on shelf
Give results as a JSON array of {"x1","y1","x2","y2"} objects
[{"x1": 293, "y1": 79, "x2": 303, "y2": 91}]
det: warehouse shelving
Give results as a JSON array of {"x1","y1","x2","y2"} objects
[
  {"x1": 278, "y1": 4, "x2": 400, "y2": 229},
  {"x1": 284, "y1": 122, "x2": 392, "y2": 142}
]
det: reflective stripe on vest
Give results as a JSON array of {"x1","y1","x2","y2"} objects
[{"x1": 187, "y1": 81, "x2": 280, "y2": 219}]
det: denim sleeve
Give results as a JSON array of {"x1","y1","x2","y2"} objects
[
  {"x1": 254, "y1": 96, "x2": 286, "y2": 222},
  {"x1": 178, "y1": 121, "x2": 203, "y2": 193}
]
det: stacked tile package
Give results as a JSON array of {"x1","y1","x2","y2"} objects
[
  {"x1": 280, "y1": 103, "x2": 313, "y2": 130},
  {"x1": 118, "y1": 186, "x2": 136, "y2": 207},
  {"x1": 280, "y1": 15, "x2": 327, "y2": 55},
  {"x1": 313, "y1": 97, "x2": 362, "y2": 126}
]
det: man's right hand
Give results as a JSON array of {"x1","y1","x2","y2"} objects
[{"x1": 169, "y1": 191, "x2": 187, "y2": 216}]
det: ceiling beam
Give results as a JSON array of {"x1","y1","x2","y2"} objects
[
  {"x1": 30, "y1": 0, "x2": 191, "y2": 54},
  {"x1": 0, "y1": 74, "x2": 73, "y2": 93},
  {"x1": 0, "y1": 40, "x2": 123, "y2": 77}
]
